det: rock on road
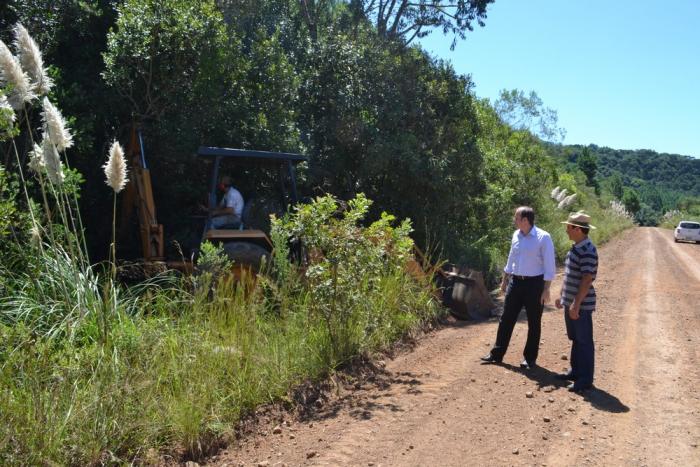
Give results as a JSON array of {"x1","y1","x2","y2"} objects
[{"x1": 211, "y1": 227, "x2": 700, "y2": 467}]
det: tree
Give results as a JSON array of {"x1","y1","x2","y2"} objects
[
  {"x1": 622, "y1": 188, "x2": 641, "y2": 215},
  {"x1": 608, "y1": 172, "x2": 623, "y2": 200},
  {"x1": 577, "y1": 147, "x2": 599, "y2": 194},
  {"x1": 349, "y1": 0, "x2": 494, "y2": 46},
  {"x1": 299, "y1": 29, "x2": 486, "y2": 259},
  {"x1": 634, "y1": 203, "x2": 659, "y2": 226},
  {"x1": 639, "y1": 185, "x2": 663, "y2": 212},
  {"x1": 103, "y1": 0, "x2": 231, "y2": 122},
  {"x1": 474, "y1": 98, "x2": 556, "y2": 269},
  {"x1": 494, "y1": 89, "x2": 566, "y2": 143}
]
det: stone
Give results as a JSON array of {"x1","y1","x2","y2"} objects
[
  {"x1": 513, "y1": 448, "x2": 519, "y2": 455},
  {"x1": 543, "y1": 416, "x2": 551, "y2": 422},
  {"x1": 272, "y1": 425, "x2": 283, "y2": 434},
  {"x1": 526, "y1": 391, "x2": 534, "y2": 398},
  {"x1": 306, "y1": 451, "x2": 317, "y2": 459}
]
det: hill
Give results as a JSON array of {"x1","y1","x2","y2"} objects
[{"x1": 549, "y1": 144, "x2": 700, "y2": 197}]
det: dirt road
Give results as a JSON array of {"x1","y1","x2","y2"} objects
[{"x1": 211, "y1": 227, "x2": 700, "y2": 467}]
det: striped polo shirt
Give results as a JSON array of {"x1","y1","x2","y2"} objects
[{"x1": 561, "y1": 237, "x2": 598, "y2": 312}]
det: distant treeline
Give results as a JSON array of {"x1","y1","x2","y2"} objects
[{"x1": 551, "y1": 144, "x2": 700, "y2": 197}]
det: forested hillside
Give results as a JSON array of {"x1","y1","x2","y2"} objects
[
  {"x1": 548, "y1": 144, "x2": 700, "y2": 225},
  {"x1": 552, "y1": 144, "x2": 700, "y2": 195}
]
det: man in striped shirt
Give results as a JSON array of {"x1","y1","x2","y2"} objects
[{"x1": 555, "y1": 211, "x2": 598, "y2": 393}]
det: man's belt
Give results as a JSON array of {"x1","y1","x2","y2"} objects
[{"x1": 512, "y1": 274, "x2": 544, "y2": 281}]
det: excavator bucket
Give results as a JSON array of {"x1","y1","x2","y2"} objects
[
  {"x1": 409, "y1": 247, "x2": 496, "y2": 320},
  {"x1": 440, "y1": 265, "x2": 496, "y2": 320}
]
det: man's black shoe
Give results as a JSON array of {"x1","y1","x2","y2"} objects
[
  {"x1": 480, "y1": 354, "x2": 502, "y2": 364},
  {"x1": 567, "y1": 382, "x2": 592, "y2": 393},
  {"x1": 519, "y1": 360, "x2": 535, "y2": 370},
  {"x1": 555, "y1": 371, "x2": 576, "y2": 381}
]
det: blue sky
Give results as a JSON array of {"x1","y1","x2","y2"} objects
[{"x1": 417, "y1": 0, "x2": 700, "y2": 158}]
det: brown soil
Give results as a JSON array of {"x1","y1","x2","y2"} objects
[{"x1": 206, "y1": 227, "x2": 700, "y2": 467}]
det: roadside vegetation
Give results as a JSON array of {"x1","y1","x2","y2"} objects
[{"x1": 0, "y1": 1, "x2": 683, "y2": 464}]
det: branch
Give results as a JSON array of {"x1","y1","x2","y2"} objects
[
  {"x1": 404, "y1": 24, "x2": 423, "y2": 44},
  {"x1": 377, "y1": 0, "x2": 388, "y2": 34},
  {"x1": 387, "y1": 0, "x2": 409, "y2": 37}
]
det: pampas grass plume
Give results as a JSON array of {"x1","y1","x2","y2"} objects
[
  {"x1": 551, "y1": 186, "x2": 560, "y2": 200},
  {"x1": 28, "y1": 142, "x2": 45, "y2": 173},
  {"x1": 13, "y1": 23, "x2": 53, "y2": 95},
  {"x1": 104, "y1": 140, "x2": 128, "y2": 193},
  {"x1": 42, "y1": 97, "x2": 73, "y2": 151},
  {"x1": 42, "y1": 139, "x2": 65, "y2": 184},
  {"x1": 556, "y1": 188, "x2": 568, "y2": 202},
  {"x1": 30, "y1": 223, "x2": 42, "y2": 249},
  {"x1": 0, "y1": 93, "x2": 15, "y2": 123},
  {"x1": 0, "y1": 39, "x2": 36, "y2": 109},
  {"x1": 557, "y1": 193, "x2": 577, "y2": 210}
]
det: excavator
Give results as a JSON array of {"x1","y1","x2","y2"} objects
[
  {"x1": 118, "y1": 127, "x2": 305, "y2": 278},
  {"x1": 119, "y1": 127, "x2": 495, "y2": 319}
]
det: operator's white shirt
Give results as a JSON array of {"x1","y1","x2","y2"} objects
[{"x1": 220, "y1": 187, "x2": 244, "y2": 217}]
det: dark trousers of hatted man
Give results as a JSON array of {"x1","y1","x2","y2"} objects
[
  {"x1": 490, "y1": 275, "x2": 544, "y2": 363},
  {"x1": 564, "y1": 306, "x2": 595, "y2": 386}
]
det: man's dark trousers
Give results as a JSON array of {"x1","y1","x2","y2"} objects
[
  {"x1": 564, "y1": 306, "x2": 594, "y2": 386},
  {"x1": 490, "y1": 275, "x2": 544, "y2": 363}
]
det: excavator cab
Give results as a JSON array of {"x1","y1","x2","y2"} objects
[{"x1": 197, "y1": 146, "x2": 306, "y2": 274}]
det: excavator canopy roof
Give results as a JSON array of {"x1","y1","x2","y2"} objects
[{"x1": 197, "y1": 146, "x2": 306, "y2": 163}]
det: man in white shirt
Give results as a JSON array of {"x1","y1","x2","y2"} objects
[
  {"x1": 481, "y1": 206, "x2": 556, "y2": 369},
  {"x1": 210, "y1": 175, "x2": 244, "y2": 229}
]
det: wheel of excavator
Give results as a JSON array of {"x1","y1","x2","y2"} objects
[{"x1": 222, "y1": 241, "x2": 270, "y2": 273}]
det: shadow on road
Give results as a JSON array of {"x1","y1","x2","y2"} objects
[
  {"x1": 498, "y1": 362, "x2": 630, "y2": 414},
  {"x1": 582, "y1": 388, "x2": 630, "y2": 413},
  {"x1": 442, "y1": 301, "x2": 561, "y2": 329},
  {"x1": 295, "y1": 366, "x2": 424, "y2": 423}
]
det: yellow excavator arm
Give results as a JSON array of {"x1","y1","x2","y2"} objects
[{"x1": 119, "y1": 126, "x2": 164, "y2": 261}]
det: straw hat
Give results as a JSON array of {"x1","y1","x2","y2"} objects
[{"x1": 561, "y1": 211, "x2": 596, "y2": 229}]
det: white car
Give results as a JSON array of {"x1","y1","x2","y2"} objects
[{"x1": 674, "y1": 220, "x2": 700, "y2": 243}]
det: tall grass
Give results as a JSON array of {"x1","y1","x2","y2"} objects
[{"x1": 0, "y1": 193, "x2": 439, "y2": 465}]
